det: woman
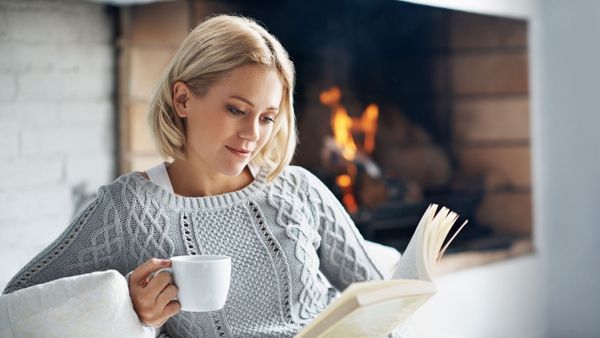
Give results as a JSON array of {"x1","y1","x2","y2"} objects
[{"x1": 4, "y1": 15, "x2": 408, "y2": 337}]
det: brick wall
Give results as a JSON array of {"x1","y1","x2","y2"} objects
[
  {"x1": 0, "y1": 0, "x2": 116, "y2": 289},
  {"x1": 447, "y1": 12, "x2": 531, "y2": 235}
]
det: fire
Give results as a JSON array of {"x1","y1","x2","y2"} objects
[
  {"x1": 336, "y1": 173, "x2": 358, "y2": 212},
  {"x1": 336, "y1": 174, "x2": 352, "y2": 188},
  {"x1": 331, "y1": 106, "x2": 357, "y2": 160},
  {"x1": 360, "y1": 104, "x2": 379, "y2": 154},
  {"x1": 320, "y1": 86, "x2": 379, "y2": 213}
]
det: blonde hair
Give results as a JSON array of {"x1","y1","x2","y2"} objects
[{"x1": 148, "y1": 15, "x2": 296, "y2": 181}]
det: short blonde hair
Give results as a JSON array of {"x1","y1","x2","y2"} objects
[{"x1": 148, "y1": 15, "x2": 297, "y2": 181}]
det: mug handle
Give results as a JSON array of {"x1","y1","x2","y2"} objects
[{"x1": 149, "y1": 267, "x2": 173, "y2": 280}]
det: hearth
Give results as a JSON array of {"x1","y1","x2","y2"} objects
[{"x1": 240, "y1": 0, "x2": 531, "y2": 251}]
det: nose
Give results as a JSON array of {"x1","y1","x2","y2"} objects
[{"x1": 238, "y1": 116, "x2": 260, "y2": 142}]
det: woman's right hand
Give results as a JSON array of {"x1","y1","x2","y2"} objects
[{"x1": 129, "y1": 258, "x2": 181, "y2": 327}]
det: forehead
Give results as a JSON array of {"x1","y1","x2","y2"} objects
[{"x1": 210, "y1": 65, "x2": 283, "y2": 107}]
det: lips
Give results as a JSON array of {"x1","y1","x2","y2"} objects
[{"x1": 226, "y1": 145, "x2": 253, "y2": 157}]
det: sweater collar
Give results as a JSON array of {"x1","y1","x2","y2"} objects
[{"x1": 131, "y1": 164, "x2": 268, "y2": 210}]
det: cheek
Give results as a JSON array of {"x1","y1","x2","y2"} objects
[
  {"x1": 256, "y1": 125, "x2": 275, "y2": 149},
  {"x1": 185, "y1": 120, "x2": 217, "y2": 150}
]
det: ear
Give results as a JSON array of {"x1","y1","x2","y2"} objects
[{"x1": 172, "y1": 81, "x2": 190, "y2": 118}]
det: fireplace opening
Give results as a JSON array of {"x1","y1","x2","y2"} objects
[
  {"x1": 239, "y1": 0, "x2": 532, "y2": 253},
  {"x1": 119, "y1": 0, "x2": 532, "y2": 259}
]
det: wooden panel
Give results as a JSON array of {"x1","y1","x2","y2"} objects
[
  {"x1": 128, "y1": 101, "x2": 156, "y2": 154},
  {"x1": 125, "y1": 154, "x2": 166, "y2": 173},
  {"x1": 129, "y1": 46, "x2": 176, "y2": 100},
  {"x1": 450, "y1": 12, "x2": 527, "y2": 49},
  {"x1": 376, "y1": 144, "x2": 453, "y2": 189},
  {"x1": 451, "y1": 52, "x2": 529, "y2": 95},
  {"x1": 193, "y1": 1, "x2": 238, "y2": 25},
  {"x1": 477, "y1": 190, "x2": 532, "y2": 235},
  {"x1": 453, "y1": 97, "x2": 529, "y2": 142},
  {"x1": 456, "y1": 145, "x2": 531, "y2": 189},
  {"x1": 129, "y1": 1, "x2": 190, "y2": 45},
  {"x1": 119, "y1": 2, "x2": 186, "y2": 174}
]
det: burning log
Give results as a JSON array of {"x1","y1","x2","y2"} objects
[{"x1": 320, "y1": 86, "x2": 390, "y2": 212}]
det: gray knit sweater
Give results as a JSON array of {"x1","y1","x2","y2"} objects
[{"x1": 4, "y1": 166, "x2": 407, "y2": 338}]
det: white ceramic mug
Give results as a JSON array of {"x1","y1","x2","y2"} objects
[{"x1": 154, "y1": 255, "x2": 231, "y2": 312}]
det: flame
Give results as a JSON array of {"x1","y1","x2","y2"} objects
[
  {"x1": 332, "y1": 106, "x2": 357, "y2": 160},
  {"x1": 320, "y1": 86, "x2": 379, "y2": 160},
  {"x1": 359, "y1": 104, "x2": 379, "y2": 154},
  {"x1": 336, "y1": 173, "x2": 358, "y2": 213},
  {"x1": 320, "y1": 86, "x2": 379, "y2": 213},
  {"x1": 336, "y1": 174, "x2": 352, "y2": 188}
]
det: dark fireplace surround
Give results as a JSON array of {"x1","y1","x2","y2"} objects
[{"x1": 119, "y1": 0, "x2": 532, "y2": 255}]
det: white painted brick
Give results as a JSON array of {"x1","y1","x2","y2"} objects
[
  {"x1": 0, "y1": 184, "x2": 72, "y2": 223},
  {"x1": 17, "y1": 70, "x2": 113, "y2": 101},
  {"x1": 1, "y1": 216, "x2": 69, "y2": 252},
  {"x1": 2, "y1": 2, "x2": 112, "y2": 43},
  {"x1": 0, "y1": 43, "x2": 52, "y2": 73},
  {"x1": 64, "y1": 153, "x2": 115, "y2": 188},
  {"x1": 0, "y1": 127, "x2": 19, "y2": 158},
  {"x1": 0, "y1": 73, "x2": 16, "y2": 100},
  {"x1": 0, "y1": 102, "x2": 61, "y2": 129},
  {"x1": 0, "y1": 0, "x2": 116, "y2": 288},
  {"x1": 0, "y1": 156, "x2": 63, "y2": 188},
  {"x1": 20, "y1": 125, "x2": 112, "y2": 156},
  {"x1": 0, "y1": 216, "x2": 70, "y2": 290},
  {"x1": 57, "y1": 100, "x2": 113, "y2": 128},
  {"x1": 0, "y1": 9, "x2": 7, "y2": 40},
  {"x1": 0, "y1": 43, "x2": 112, "y2": 73},
  {"x1": 56, "y1": 44, "x2": 113, "y2": 72}
]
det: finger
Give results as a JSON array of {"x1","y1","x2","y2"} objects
[
  {"x1": 130, "y1": 258, "x2": 170, "y2": 286},
  {"x1": 130, "y1": 272, "x2": 172, "y2": 316},
  {"x1": 146, "y1": 271, "x2": 173, "y2": 297},
  {"x1": 153, "y1": 301, "x2": 181, "y2": 328},
  {"x1": 161, "y1": 300, "x2": 181, "y2": 319},
  {"x1": 156, "y1": 284, "x2": 179, "y2": 308}
]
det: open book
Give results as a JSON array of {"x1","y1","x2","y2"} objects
[{"x1": 295, "y1": 204, "x2": 467, "y2": 338}]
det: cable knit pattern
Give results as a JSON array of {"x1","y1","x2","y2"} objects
[
  {"x1": 3, "y1": 166, "x2": 409, "y2": 338},
  {"x1": 267, "y1": 170, "x2": 328, "y2": 321}
]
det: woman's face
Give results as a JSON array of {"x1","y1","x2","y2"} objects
[{"x1": 178, "y1": 64, "x2": 283, "y2": 177}]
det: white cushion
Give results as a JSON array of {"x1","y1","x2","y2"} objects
[
  {"x1": 0, "y1": 270, "x2": 155, "y2": 338},
  {"x1": 363, "y1": 240, "x2": 402, "y2": 280}
]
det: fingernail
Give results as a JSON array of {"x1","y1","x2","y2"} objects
[{"x1": 162, "y1": 259, "x2": 170, "y2": 265}]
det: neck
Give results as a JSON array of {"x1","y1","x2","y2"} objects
[{"x1": 166, "y1": 159, "x2": 253, "y2": 197}]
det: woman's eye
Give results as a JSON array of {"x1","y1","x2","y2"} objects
[
  {"x1": 228, "y1": 106, "x2": 245, "y2": 116},
  {"x1": 261, "y1": 115, "x2": 275, "y2": 124}
]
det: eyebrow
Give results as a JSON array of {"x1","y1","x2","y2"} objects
[{"x1": 229, "y1": 95, "x2": 279, "y2": 111}]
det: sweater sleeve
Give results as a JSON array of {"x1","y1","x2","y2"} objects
[
  {"x1": 299, "y1": 168, "x2": 414, "y2": 338},
  {"x1": 298, "y1": 167, "x2": 385, "y2": 291},
  {"x1": 3, "y1": 186, "x2": 129, "y2": 294}
]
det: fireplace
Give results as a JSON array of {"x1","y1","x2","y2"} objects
[
  {"x1": 242, "y1": 0, "x2": 531, "y2": 252},
  {"x1": 119, "y1": 0, "x2": 532, "y2": 255}
]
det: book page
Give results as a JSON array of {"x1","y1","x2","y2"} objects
[
  {"x1": 318, "y1": 294, "x2": 432, "y2": 338},
  {"x1": 391, "y1": 204, "x2": 463, "y2": 282},
  {"x1": 296, "y1": 280, "x2": 408, "y2": 338},
  {"x1": 356, "y1": 280, "x2": 435, "y2": 306},
  {"x1": 391, "y1": 205, "x2": 433, "y2": 281},
  {"x1": 296, "y1": 280, "x2": 434, "y2": 338},
  {"x1": 390, "y1": 229, "x2": 421, "y2": 280}
]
